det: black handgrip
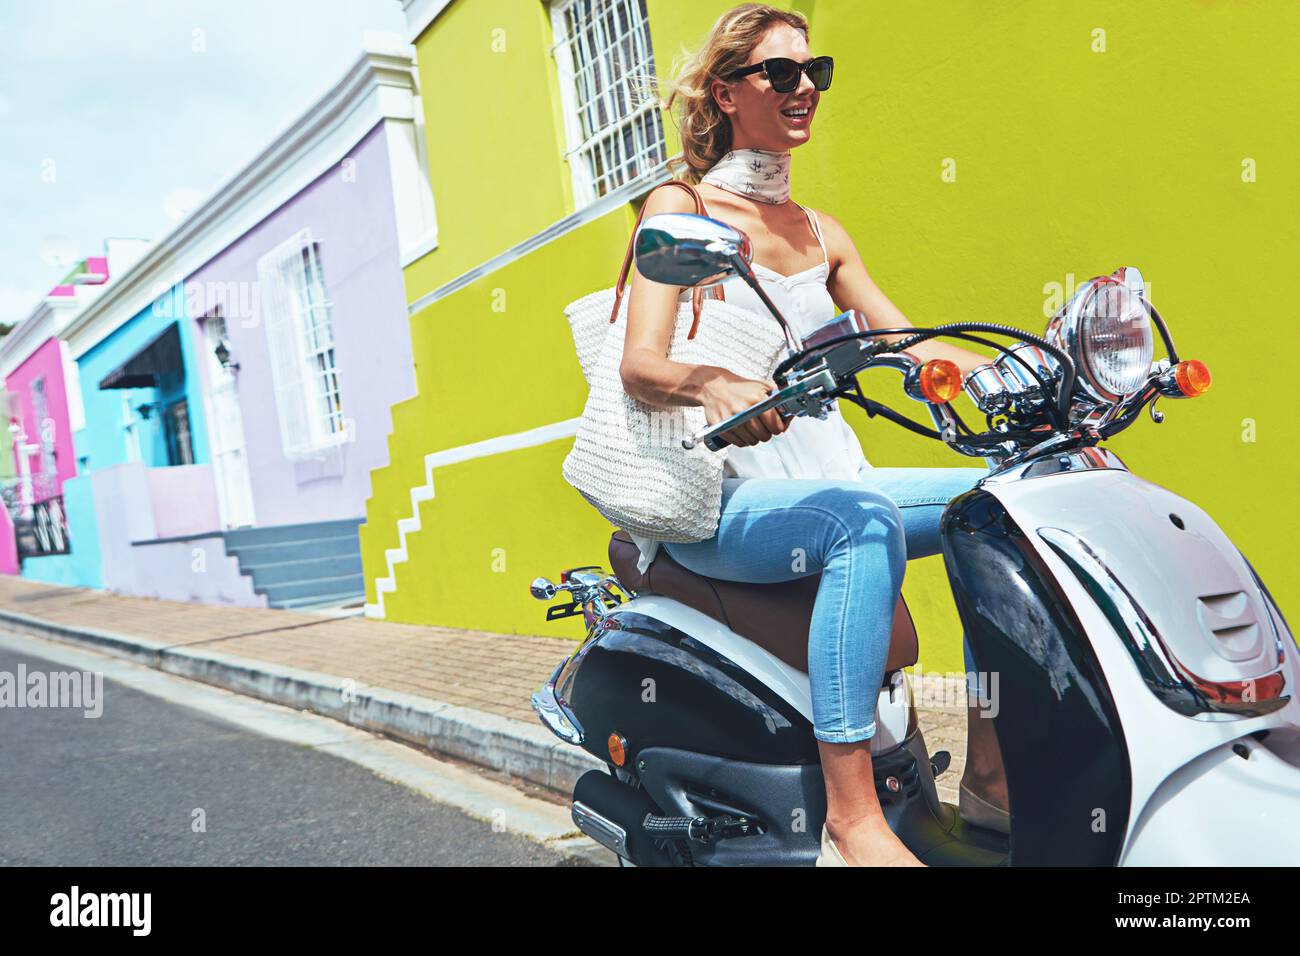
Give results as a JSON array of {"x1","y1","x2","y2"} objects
[{"x1": 703, "y1": 407, "x2": 794, "y2": 451}]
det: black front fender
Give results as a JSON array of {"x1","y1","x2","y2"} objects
[{"x1": 942, "y1": 488, "x2": 1132, "y2": 865}]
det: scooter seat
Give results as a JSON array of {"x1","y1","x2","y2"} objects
[{"x1": 608, "y1": 530, "x2": 918, "y2": 675}]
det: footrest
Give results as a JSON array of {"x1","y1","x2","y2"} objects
[{"x1": 642, "y1": 813, "x2": 760, "y2": 844}]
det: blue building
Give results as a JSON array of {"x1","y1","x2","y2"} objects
[
  {"x1": 24, "y1": 283, "x2": 220, "y2": 593},
  {"x1": 73, "y1": 284, "x2": 212, "y2": 476}
]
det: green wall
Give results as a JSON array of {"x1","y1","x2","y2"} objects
[
  {"x1": 365, "y1": 0, "x2": 1300, "y2": 670},
  {"x1": 361, "y1": 201, "x2": 634, "y2": 640},
  {"x1": 401, "y1": 0, "x2": 574, "y2": 300}
]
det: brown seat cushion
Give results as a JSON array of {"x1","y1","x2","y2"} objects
[{"x1": 608, "y1": 530, "x2": 918, "y2": 675}]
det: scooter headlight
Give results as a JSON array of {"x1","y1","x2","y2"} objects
[{"x1": 1045, "y1": 268, "x2": 1154, "y2": 403}]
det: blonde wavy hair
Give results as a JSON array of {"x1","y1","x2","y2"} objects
[{"x1": 663, "y1": 4, "x2": 810, "y2": 183}]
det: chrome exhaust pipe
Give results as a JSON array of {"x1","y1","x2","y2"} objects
[{"x1": 571, "y1": 769, "x2": 668, "y2": 865}]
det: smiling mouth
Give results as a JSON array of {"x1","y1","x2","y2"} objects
[{"x1": 781, "y1": 107, "x2": 811, "y2": 119}]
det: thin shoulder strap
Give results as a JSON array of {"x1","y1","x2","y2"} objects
[{"x1": 797, "y1": 203, "x2": 829, "y2": 267}]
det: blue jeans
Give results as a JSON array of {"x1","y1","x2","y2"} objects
[{"x1": 663, "y1": 461, "x2": 991, "y2": 744}]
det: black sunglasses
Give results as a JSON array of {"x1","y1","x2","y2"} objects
[{"x1": 726, "y1": 55, "x2": 834, "y2": 94}]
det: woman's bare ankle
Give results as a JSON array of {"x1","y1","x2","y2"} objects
[{"x1": 825, "y1": 815, "x2": 927, "y2": 867}]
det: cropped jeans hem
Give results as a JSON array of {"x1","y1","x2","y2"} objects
[{"x1": 814, "y1": 721, "x2": 878, "y2": 745}]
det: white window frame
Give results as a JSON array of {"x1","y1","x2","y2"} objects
[
  {"x1": 60, "y1": 341, "x2": 86, "y2": 434},
  {"x1": 549, "y1": 0, "x2": 667, "y2": 208},
  {"x1": 257, "y1": 229, "x2": 347, "y2": 461}
]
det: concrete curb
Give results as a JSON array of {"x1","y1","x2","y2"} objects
[{"x1": 0, "y1": 606, "x2": 604, "y2": 797}]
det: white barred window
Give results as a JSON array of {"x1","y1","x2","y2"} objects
[
  {"x1": 257, "y1": 229, "x2": 346, "y2": 460},
  {"x1": 550, "y1": 0, "x2": 667, "y2": 206}
]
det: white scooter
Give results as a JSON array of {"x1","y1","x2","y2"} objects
[{"x1": 529, "y1": 212, "x2": 1300, "y2": 866}]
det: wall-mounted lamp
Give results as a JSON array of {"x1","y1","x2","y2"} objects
[{"x1": 214, "y1": 340, "x2": 240, "y2": 373}]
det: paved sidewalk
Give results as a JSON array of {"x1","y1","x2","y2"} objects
[{"x1": 0, "y1": 576, "x2": 968, "y2": 804}]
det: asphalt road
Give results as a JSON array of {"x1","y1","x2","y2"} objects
[{"x1": 0, "y1": 645, "x2": 587, "y2": 866}]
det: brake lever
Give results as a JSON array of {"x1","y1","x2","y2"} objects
[{"x1": 682, "y1": 368, "x2": 840, "y2": 451}]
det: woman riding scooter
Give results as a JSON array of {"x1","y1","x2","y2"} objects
[{"x1": 620, "y1": 3, "x2": 1002, "y2": 866}]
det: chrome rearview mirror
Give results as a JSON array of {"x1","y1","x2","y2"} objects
[
  {"x1": 633, "y1": 211, "x2": 800, "y2": 353},
  {"x1": 633, "y1": 213, "x2": 753, "y2": 288}
]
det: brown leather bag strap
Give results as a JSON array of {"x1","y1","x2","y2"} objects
[{"x1": 609, "y1": 181, "x2": 708, "y2": 339}]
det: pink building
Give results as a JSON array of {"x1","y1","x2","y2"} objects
[{"x1": 0, "y1": 239, "x2": 149, "y2": 573}]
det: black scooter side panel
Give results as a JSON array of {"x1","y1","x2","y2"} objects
[
  {"x1": 942, "y1": 488, "x2": 1132, "y2": 866},
  {"x1": 636, "y1": 743, "x2": 1007, "y2": 866},
  {"x1": 638, "y1": 748, "x2": 824, "y2": 865},
  {"x1": 567, "y1": 611, "x2": 820, "y2": 766}
]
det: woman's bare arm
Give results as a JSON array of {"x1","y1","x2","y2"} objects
[
  {"x1": 820, "y1": 212, "x2": 989, "y2": 377},
  {"x1": 619, "y1": 186, "x2": 786, "y2": 447}
]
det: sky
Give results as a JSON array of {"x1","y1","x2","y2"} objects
[{"x1": 0, "y1": 0, "x2": 407, "y2": 327}]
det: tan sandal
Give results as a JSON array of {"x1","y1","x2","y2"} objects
[
  {"x1": 815, "y1": 824, "x2": 849, "y2": 866},
  {"x1": 959, "y1": 782, "x2": 1011, "y2": 834}
]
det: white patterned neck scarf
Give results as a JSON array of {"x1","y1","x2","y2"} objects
[{"x1": 701, "y1": 147, "x2": 792, "y2": 204}]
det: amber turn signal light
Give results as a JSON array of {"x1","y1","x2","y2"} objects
[
  {"x1": 1173, "y1": 359, "x2": 1211, "y2": 398},
  {"x1": 607, "y1": 732, "x2": 627, "y2": 767},
  {"x1": 919, "y1": 359, "x2": 964, "y2": 404}
]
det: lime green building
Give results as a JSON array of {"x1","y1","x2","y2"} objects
[{"x1": 363, "y1": 0, "x2": 1299, "y2": 671}]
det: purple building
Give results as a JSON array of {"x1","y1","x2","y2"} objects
[{"x1": 59, "y1": 35, "x2": 435, "y2": 609}]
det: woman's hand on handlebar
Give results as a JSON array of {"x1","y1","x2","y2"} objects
[{"x1": 700, "y1": 369, "x2": 788, "y2": 447}]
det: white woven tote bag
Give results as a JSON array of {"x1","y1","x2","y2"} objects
[{"x1": 561, "y1": 182, "x2": 788, "y2": 542}]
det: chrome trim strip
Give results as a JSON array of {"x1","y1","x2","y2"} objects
[
  {"x1": 530, "y1": 658, "x2": 586, "y2": 744},
  {"x1": 572, "y1": 801, "x2": 628, "y2": 856},
  {"x1": 979, "y1": 444, "x2": 1128, "y2": 486}
]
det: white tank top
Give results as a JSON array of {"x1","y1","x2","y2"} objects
[{"x1": 629, "y1": 203, "x2": 870, "y2": 573}]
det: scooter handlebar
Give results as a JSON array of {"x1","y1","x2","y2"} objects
[{"x1": 681, "y1": 369, "x2": 839, "y2": 451}]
